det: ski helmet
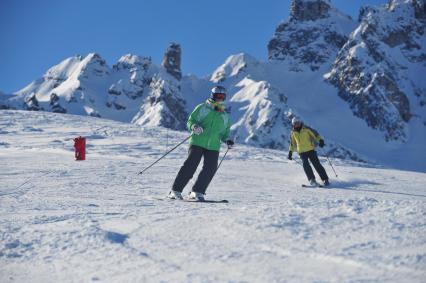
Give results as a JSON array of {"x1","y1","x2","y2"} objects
[
  {"x1": 291, "y1": 117, "x2": 302, "y2": 126},
  {"x1": 211, "y1": 86, "x2": 226, "y2": 101}
]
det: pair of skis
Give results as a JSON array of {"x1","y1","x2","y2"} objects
[
  {"x1": 153, "y1": 196, "x2": 228, "y2": 203},
  {"x1": 301, "y1": 183, "x2": 329, "y2": 188}
]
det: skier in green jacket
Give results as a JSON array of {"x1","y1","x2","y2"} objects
[{"x1": 168, "y1": 86, "x2": 234, "y2": 201}]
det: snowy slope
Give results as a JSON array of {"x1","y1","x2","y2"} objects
[{"x1": 1, "y1": 110, "x2": 426, "y2": 282}]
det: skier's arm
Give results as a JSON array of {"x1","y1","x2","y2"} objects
[
  {"x1": 187, "y1": 104, "x2": 204, "y2": 132},
  {"x1": 307, "y1": 127, "x2": 325, "y2": 147},
  {"x1": 307, "y1": 127, "x2": 322, "y2": 142}
]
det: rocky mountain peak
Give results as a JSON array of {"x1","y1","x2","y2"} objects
[
  {"x1": 78, "y1": 53, "x2": 109, "y2": 79},
  {"x1": 211, "y1": 53, "x2": 260, "y2": 83},
  {"x1": 161, "y1": 43, "x2": 182, "y2": 80},
  {"x1": 42, "y1": 55, "x2": 83, "y2": 82},
  {"x1": 114, "y1": 54, "x2": 152, "y2": 71},
  {"x1": 290, "y1": 0, "x2": 331, "y2": 21},
  {"x1": 268, "y1": 0, "x2": 355, "y2": 71}
]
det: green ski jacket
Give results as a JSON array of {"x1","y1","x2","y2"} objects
[{"x1": 187, "y1": 99, "x2": 231, "y2": 151}]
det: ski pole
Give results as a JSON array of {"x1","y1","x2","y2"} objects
[
  {"x1": 138, "y1": 135, "x2": 191, "y2": 175},
  {"x1": 208, "y1": 143, "x2": 232, "y2": 186},
  {"x1": 216, "y1": 136, "x2": 236, "y2": 174},
  {"x1": 325, "y1": 155, "x2": 338, "y2": 178},
  {"x1": 216, "y1": 146, "x2": 230, "y2": 173}
]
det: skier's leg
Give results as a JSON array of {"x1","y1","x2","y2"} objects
[
  {"x1": 300, "y1": 151, "x2": 315, "y2": 181},
  {"x1": 192, "y1": 149, "x2": 219, "y2": 194},
  {"x1": 171, "y1": 145, "x2": 203, "y2": 192},
  {"x1": 309, "y1": 151, "x2": 329, "y2": 181}
]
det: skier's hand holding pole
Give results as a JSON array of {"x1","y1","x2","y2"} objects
[
  {"x1": 191, "y1": 124, "x2": 203, "y2": 135},
  {"x1": 226, "y1": 139, "x2": 234, "y2": 149}
]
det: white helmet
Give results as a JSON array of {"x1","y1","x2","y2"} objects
[
  {"x1": 291, "y1": 117, "x2": 302, "y2": 126},
  {"x1": 211, "y1": 86, "x2": 227, "y2": 101}
]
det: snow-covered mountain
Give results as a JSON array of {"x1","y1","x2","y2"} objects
[
  {"x1": 326, "y1": 0, "x2": 426, "y2": 142},
  {"x1": 1, "y1": 0, "x2": 425, "y2": 171},
  {"x1": 2, "y1": 45, "x2": 188, "y2": 130}
]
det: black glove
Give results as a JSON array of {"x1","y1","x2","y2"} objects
[
  {"x1": 287, "y1": 151, "x2": 293, "y2": 160},
  {"x1": 319, "y1": 139, "x2": 325, "y2": 148},
  {"x1": 226, "y1": 140, "x2": 234, "y2": 147}
]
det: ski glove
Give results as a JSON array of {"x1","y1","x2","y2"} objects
[
  {"x1": 287, "y1": 151, "x2": 293, "y2": 160},
  {"x1": 319, "y1": 139, "x2": 325, "y2": 148},
  {"x1": 226, "y1": 140, "x2": 234, "y2": 147},
  {"x1": 191, "y1": 124, "x2": 203, "y2": 135}
]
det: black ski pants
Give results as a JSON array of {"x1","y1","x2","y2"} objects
[
  {"x1": 300, "y1": 150, "x2": 328, "y2": 181},
  {"x1": 172, "y1": 145, "x2": 219, "y2": 194}
]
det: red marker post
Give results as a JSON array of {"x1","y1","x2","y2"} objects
[{"x1": 73, "y1": 136, "x2": 86, "y2": 161}]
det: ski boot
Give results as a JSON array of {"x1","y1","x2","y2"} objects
[
  {"x1": 188, "y1": 191, "x2": 205, "y2": 202},
  {"x1": 168, "y1": 190, "x2": 183, "y2": 200}
]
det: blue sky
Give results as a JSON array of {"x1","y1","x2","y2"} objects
[{"x1": 0, "y1": 0, "x2": 387, "y2": 93}]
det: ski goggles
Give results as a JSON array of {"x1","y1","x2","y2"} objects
[{"x1": 213, "y1": 93, "x2": 226, "y2": 101}]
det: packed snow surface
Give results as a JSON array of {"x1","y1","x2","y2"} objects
[{"x1": 1, "y1": 110, "x2": 425, "y2": 282}]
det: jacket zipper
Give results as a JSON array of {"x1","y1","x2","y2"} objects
[
  {"x1": 207, "y1": 111, "x2": 216, "y2": 149},
  {"x1": 207, "y1": 112, "x2": 215, "y2": 149}
]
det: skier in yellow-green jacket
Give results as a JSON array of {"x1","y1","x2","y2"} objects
[
  {"x1": 288, "y1": 117, "x2": 329, "y2": 187},
  {"x1": 168, "y1": 86, "x2": 234, "y2": 201}
]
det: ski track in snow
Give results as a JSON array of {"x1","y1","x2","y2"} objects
[{"x1": 1, "y1": 110, "x2": 425, "y2": 282}]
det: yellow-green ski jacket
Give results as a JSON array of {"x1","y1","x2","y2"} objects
[{"x1": 289, "y1": 126, "x2": 322, "y2": 154}]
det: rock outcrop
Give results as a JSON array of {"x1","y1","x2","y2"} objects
[
  {"x1": 161, "y1": 43, "x2": 182, "y2": 80},
  {"x1": 268, "y1": 0, "x2": 356, "y2": 71}
]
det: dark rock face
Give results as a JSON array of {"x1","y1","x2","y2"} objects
[
  {"x1": 268, "y1": 0, "x2": 354, "y2": 71},
  {"x1": 268, "y1": 25, "x2": 349, "y2": 70},
  {"x1": 358, "y1": 6, "x2": 379, "y2": 22},
  {"x1": 290, "y1": 0, "x2": 331, "y2": 21},
  {"x1": 24, "y1": 93, "x2": 42, "y2": 111},
  {"x1": 79, "y1": 53, "x2": 110, "y2": 80},
  {"x1": 107, "y1": 55, "x2": 152, "y2": 109},
  {"x1": 413, "y1": 0, "x2": 426, "y2": 19},
  {"x1": 131, "y1": 74, "x2": 187, "y2": 130},
  {"x1": 0, "y1": 93, "x2": 11, "y2": 109},
  {"x1": 149, "y1": 76, "x2": 187, "y2": 130},
  {"x1": 161, "y1": 43, "x2": 182, "y2": 80},
  {"x1": 50, "y1": 93, "x2": 66, "y2": 113}
]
